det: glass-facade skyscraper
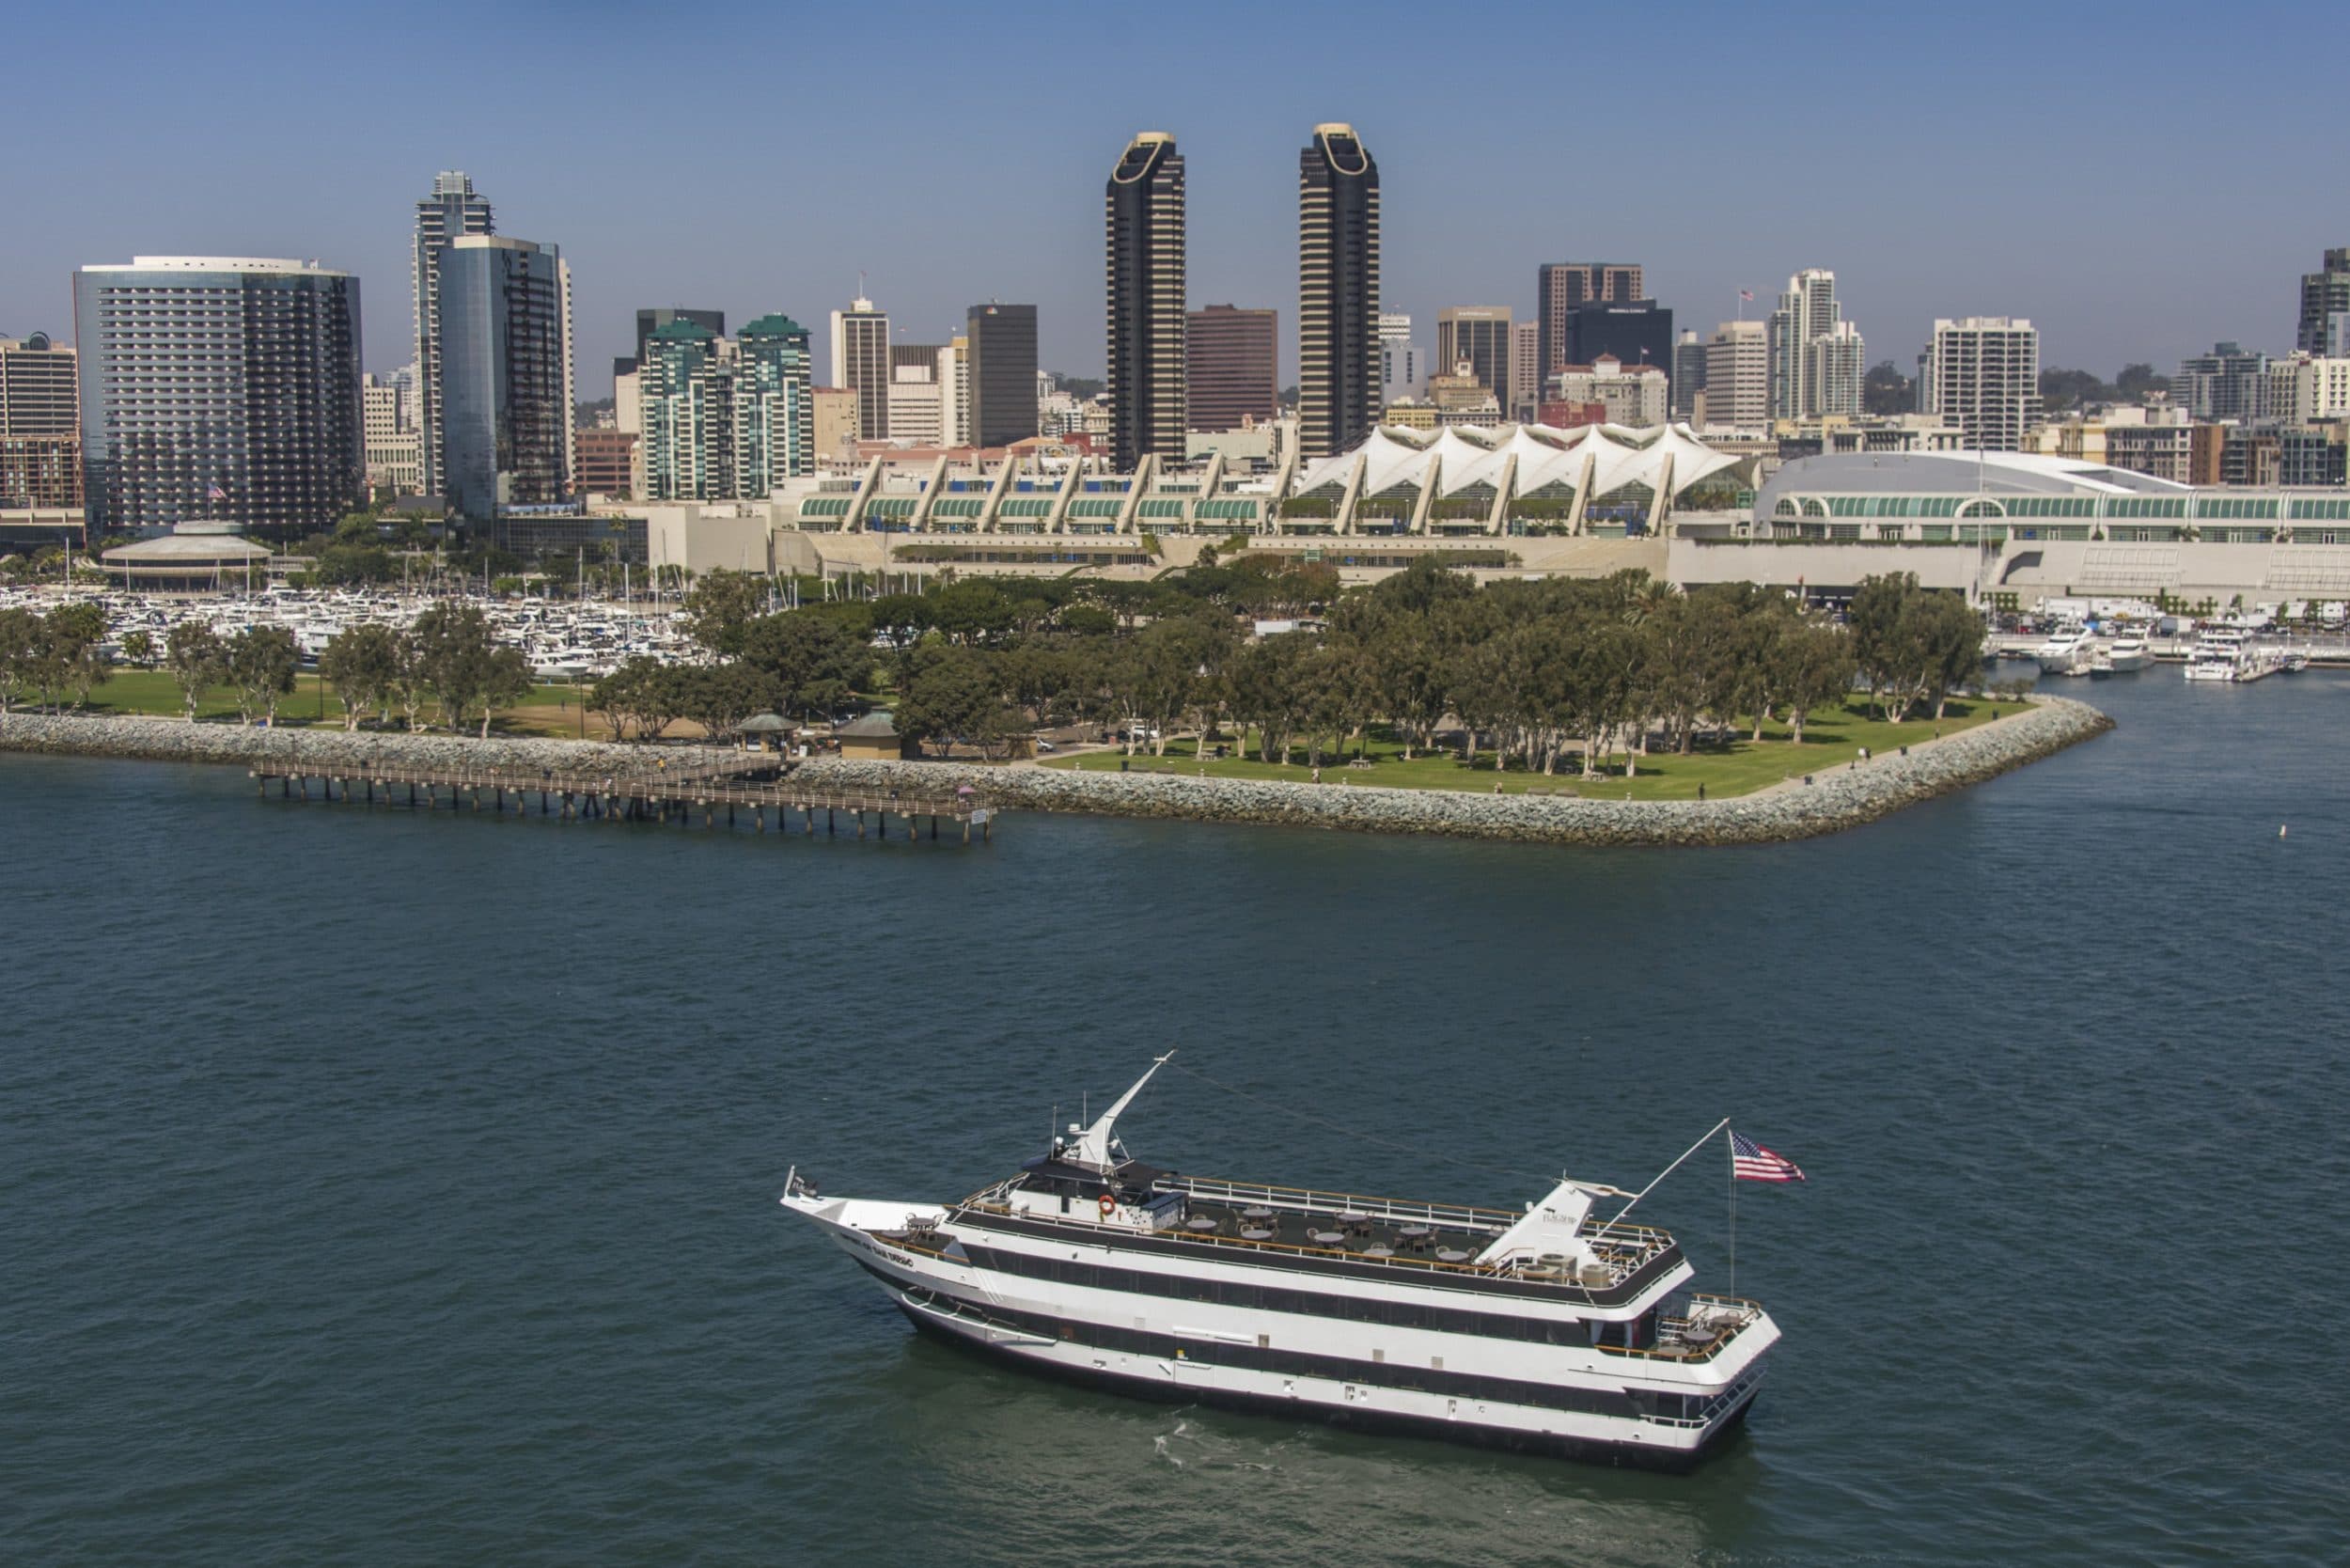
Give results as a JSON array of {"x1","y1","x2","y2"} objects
[
  {"x1": 437, "y1": 236, "x2": 574, "y2": 522},
  {"x1": 413, "y1": 171, "x2": 494, "y2": 500},
  {"x1": 1105, "y1": 132, "x2": 1186, "y2": 471},
  {"x1": 72, "y1": 256, "x2": 364, "y2": 535},
  {"x1": 1298, "y1": 123, "x2": 1380, "y2": 459},
  {"x1": 967, "y1": 303, "x2": 1038, "y2": 449}
]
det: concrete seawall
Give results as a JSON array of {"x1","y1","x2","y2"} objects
[{"x1": 0, "y1": 699, "x2": 2113, "y2": 847}]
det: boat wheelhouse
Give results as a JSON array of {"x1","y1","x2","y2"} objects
[{"x1": 782, "y1": 1056, "x2": 1778, "y2": 1469}]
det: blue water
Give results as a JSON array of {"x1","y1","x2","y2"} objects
[{"x1": 6, "y1": 672, "x2": 2347, "y2": 1565}]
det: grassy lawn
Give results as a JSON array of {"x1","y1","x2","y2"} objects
[
  {"x1": 1043, "y1": 697, "x2": 2013, "y2": 802},
  {"x1": 63, "y1": 671, "x2": 595, "y2": 735}
]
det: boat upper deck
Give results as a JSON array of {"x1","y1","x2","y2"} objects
[{"x1": 955, "y1": 1168, "x2": 1683, "y2": 1306}]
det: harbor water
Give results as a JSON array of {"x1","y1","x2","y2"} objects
[{"x1": 6, "y1": 670, "x2": 2347, "y2": 1566}]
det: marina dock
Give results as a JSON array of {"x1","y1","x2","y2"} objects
[{"x1": 245, "y1": 754, "x2": 997, "y2": 843}]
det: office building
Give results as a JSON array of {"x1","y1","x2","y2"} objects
[
  {"x1": 1105, "y1": 132, "x2": 1186, "y2": 469},
  {"x1": 1425, "y1": 362, "x2": 1501, "y2": 428},
  {"x1": 615, "y1": 308, "x2": 725, "y2": 379},
  {"x1": 363, "y1": 372, "x2": 421, "y2": 495},
  {"x1": 1549, "y1": 355, "x2": 1668, "y2": 428},
  {"x1": 1702, "y1": 321, "x2": 1769, "y2": 430},
  {"x1": 1186, "y1": 305, "x2": 1277, "y2": 431},
  {"x1": 73, "y1": 256, "x2": 364, "y2": 534},
  {"x1": 1765, "y1": 270, "x2": 1862, "y2": 420},
  {"x1": 829, "y1": 295, "x2": 890, "y2": 441},
  {"x1": 2173, "y1": 342, "x2": 2269, "y2": 422},
  {"x1": 413, "y1": 171, "x2": 494, "y2": 499},
  {"x1": 1670, "y1": 329, "x2": 1705, "y2": 422},
  {"x1": 1297, "y1": 122, "x2": 1380, "y2": 459},
  {"x1": 886, "y1": 350, "x2": 945, "y2": 448},
  {"x1": 1562, "y1": 301, "x2": 1672, "y2": 382},
  {"x1": 1434, "y1": 307, "x2": 1513, "y2": 411},
  {"x1": 575, "y1": 429, "x2": 637, "y2": 498},
  {"x1": 1919, "y1": 317, "x2": 2040, "y2": 452},
  {"x1": 2297, "y1": 249, "x2": 2350, "y2": 353},
  {"x1": 812, "y1": 386, "x2": 858, "y2": 463},
  {"x1": 968, "y1": 302, "x2": 1039, "y2": 448},
  {"x1": 1512, "y1": 321, "x2": 1541, "y2": 423},
  {"x1": 1, "y1": 333, "x2": 78, "y2": 436},
  {"x1": 1378, "y1": 312, "x2": 1423, "y2": 406},
  {"x1": 1537, "y1": 261, "x2": 1641, "y2": 386},
  {"x1": 438, "y1": 236, "x2": 574, "y2": 520},
  {"x1": 638, "y1": 315, "x2": 813, "y2": 500},
  {"x1": 2278, "y1": 423, "x2": 2348, "y2": 487}
]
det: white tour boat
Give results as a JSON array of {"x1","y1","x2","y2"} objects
[
  {"x1": 783, "y1": 1057, "x2": 1778, "y2": 1469},
  {"x1": 2183, "y1": 624, "x2": 2279, "y2": 682}
]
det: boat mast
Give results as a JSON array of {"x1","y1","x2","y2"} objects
[{"x1": 1068, "y1": 1051, "x2": 1175, "y2": 1170}]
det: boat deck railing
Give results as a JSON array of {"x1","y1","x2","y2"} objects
[
  {"x1": 1153, "y1": 1173, "x2": 1521, "y2": 1231},
  {"x1": 1596, "y1": 1294, "x2": 1762, "y2": 1364}
]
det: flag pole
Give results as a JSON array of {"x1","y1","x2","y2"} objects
[
  {"x1": 1595, "y1": 1117, "x2": 1730, "y2": 1240},
  {"x1": 1728, "y1": 1122, "x2": 1737, "y2": 1299}
]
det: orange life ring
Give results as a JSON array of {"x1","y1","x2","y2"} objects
[{"x1": 1098, "y1": 1193, "x2": 1117, "y2": 1217}]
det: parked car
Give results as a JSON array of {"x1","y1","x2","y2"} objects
[{"x1": 1033, "y1": 737, "x2": 1057, "y2": 752}]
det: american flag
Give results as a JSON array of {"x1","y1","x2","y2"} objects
[
  {"x1": 207, "y1": 483, "x2": 227, "y2": 501},
  {"x1": 1731, "y1": 1130, "x2": 1804, "y2": 1183},
  {"x1": 1738, "y1": 289, "x2": 1755, "y2": 302}
]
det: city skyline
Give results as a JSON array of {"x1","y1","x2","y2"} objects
[{"x1": 2, "y1": 1, "x2": 2342, "y2": 398}]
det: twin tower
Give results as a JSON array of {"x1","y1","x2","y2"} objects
[{"x1": 1105, "y1": 125, "x2": 1380, "y2": 471}]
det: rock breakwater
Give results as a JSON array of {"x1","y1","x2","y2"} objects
[
  {"x1": 789, "y1": 698, "x2": 2112, "y2": 847},
  {"x1": 0, "y1": 698, "x2": 2112, "y2": 847}
]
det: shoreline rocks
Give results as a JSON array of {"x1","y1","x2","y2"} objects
[{"x1": 0, "y1": 700, "x2": 2110, "y2": 848}]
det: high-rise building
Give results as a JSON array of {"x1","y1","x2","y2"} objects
[
  {"x1": 1105, "y1": 132, "x2": 1186, "y2": 470},
  {"x1": 968, "y1": 302, "x2": 1039, "y2": 448},
  {"x1": 1919, "y1": 317, "x2": 2040, "y2": 452},
  {"x1": 1563, "y1": 301, "x2": 1673, "y2": 381},
  {"x1": 1434, "y1": 307, "x2": 1513, "y2": 411},
  {"x1": 886, "y1": 346, "x2": 945, "y2": 448},
  {"x1": 1807, "y1": 321, "x2": 1868, "y2": 425},
  {"x1": 2266, "y1": 352, "x2": 2350, "y2": 425},
  {"x1": 1536, "y1": 261, "x2": 1642, "y2": 384},
  {"x1": 1377, "y1": 312, "x2": 1423, "y2": 406},
  {"x1": 1701, "y1": 321, "x2": 1769, "y2": 430},
  {"x1": 616, "y1": 308, "x2": 725, "y2": 379},
  {"x1": 1511, "y1": 321, "x2": 1541, "y2": 423},
  {"x1": 1297, "y1": 123, "x2": 1380, "y2": 459},
  {"x1": 936, "y1": 337, "x2": 969, "y2": 449},
  {"x1": 0, "y1": 333, "x2": 79, "y2": 436},
  {"x1": 1185, "y1": 305, "x2": 1277, "y2": 431},
  {"x1": 437, "y1": 236, "x2": 574, "y2": 521},
  {"x1": 1765, "y1": 270, "x2": 1862, "y2": 420},
  {"x1": 637, "y1": 315, "x2": 813, "y2": 499},
  {"x1": 2297, "y1": 248, "x2": 2350, "y2": 353},
  {"x1": 413, "y1": 171, "x2": 494, "y2": 500},
  {"x1": 828, "y1": 295, "x2": 890, "y2": 441},
  {"x1": 574, "y1": 429, "x2": 636, "y2": 498},
  {"x1": 2173, "y1": 341, "x2": 2269, "y2": 422},
  {"x1": 73, "y1": 256, "x2": 364, "y2": 534},
  {"x1": 1670, "y1": 329, "x2": 1705, "y2": 422}
]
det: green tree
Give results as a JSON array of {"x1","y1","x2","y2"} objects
[
  {"x1": 1777, "y1": 621, "x2": 1858, "y2": 744},
  {"x1": 894, "y1": 642, "x2": 1010, "y2": 759},
  {"x1": 408, "y1": 603, "x2": 527, "y2": 736},
  {"x1": 682, "y1": 569, "x2": 768, "y2": 657},
  {"x1": 320, "y1": 623, "x2": 404, "y2": 730},
  {"x1": 119, "y1": 628, "x2": 157, "y2": 669},
  {"x1": 164, "y1": 622, "x2": 226, "y2": 722},
  {"x1": 224, "y1": 625, "x2": 299, "y2": 726},
  {"x1": 589, "y1": 656, "x2": 683, "y2": 742},
  {"x1": 1863, "y1": 360, "x2": 1914, "y2": 416},
  {"x1": 674, "y1": 662, "x2": 773, "y2": 740},
  {"x1": 2113, "y1": 363, "x2": 2166, "y2": 402},
  {"x1": 740, "y1": 611, "x2": 870, "y2": 722},
  {"x1": 0, "y1": 605, "x2": 42, "y2": 711}
]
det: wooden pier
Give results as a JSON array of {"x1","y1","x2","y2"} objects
[{"x1": 245, "y1": 756, "x2": 996, "y2": 844}]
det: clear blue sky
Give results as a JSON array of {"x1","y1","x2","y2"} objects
[{"x1": 6, "y1": 0, "x2": 2341, "y2": 397}]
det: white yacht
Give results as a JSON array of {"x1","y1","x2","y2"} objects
[
  {"x1": 783, "y1": 1057, "x2": 1778, "y2": 1469},
  {"x1": 2092, "y1": 635, "x2": 2154, "y2": 676},
  {"x1": 2034, "y1": 622, "x2": 2093, "y2": 675},
  {"x1": 2182, "y1": 624, "x2": 2277, "y2": 682}
]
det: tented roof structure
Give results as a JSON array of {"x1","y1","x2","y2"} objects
[{"x1": 1293, "y1": 421, "x2": 1738, "y2": 502}]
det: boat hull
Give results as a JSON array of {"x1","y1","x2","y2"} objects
[{"x1": 892, "y1": 1288, "x2": 1758, "y2": 1472}]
